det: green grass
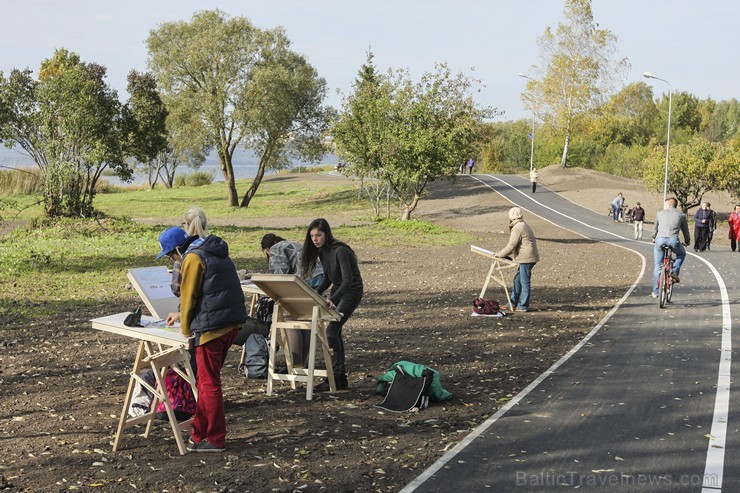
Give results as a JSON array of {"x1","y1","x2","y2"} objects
[
  {"x1": 0, "y1": 177, "x2": 471, "y2": 324},
  {"x1": 90, "y1": 176, "x2": 369, "y2": 219}
]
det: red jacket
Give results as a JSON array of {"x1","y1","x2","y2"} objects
[{"x1": 729, "y1": 211, "x2": 740, "y2": 240}]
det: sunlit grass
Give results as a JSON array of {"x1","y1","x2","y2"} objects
[
  {"x1": 0, "y1": 177, "x2": 471, "y2": 323},
  {"x1": 91, "y1": 176, "x2": 369, "y2": 219}
]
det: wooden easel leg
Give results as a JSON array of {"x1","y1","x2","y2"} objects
[
  {"x1": 266, "y1": 310, "x2": 281, "y2": 396},
  {"x1": 305, "y1": 311, "x2": 318, "y2": 401},
  {"x1": 143, "y1": 361, "x2": 164, "y2": 439},
  {"x1": 494, "y1": 266, "x2": 512, "y2": 306},
  {"x1": 279, "y1": 326, "x2": 297, "y2": 390},
  {"x1": 313, "y1": 306, "x2": 336, "y2": 394},
  {"x1": 147, "y1": 354, "x2": 187, "y2": 455},
  {"x1": 479, "y1": 263, "x2": 496, "y2": 298},
  {"x1": 113, "y1": 341, "x2": 147, "y2": 452}
]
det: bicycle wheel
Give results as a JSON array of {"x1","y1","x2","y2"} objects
[
  {"x1": 658, "y1": 265, "x2": 667, "y2": 308},
  {"x1": 666, "y1": 273, "x2": 674, "y2": 303}
]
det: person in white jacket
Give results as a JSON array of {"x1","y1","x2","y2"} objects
[{"x1": 529, "y1": 168, "x2": 539, "y2": 193}]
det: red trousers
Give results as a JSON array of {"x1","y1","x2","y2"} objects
[{"x1": 192, "y1": 329, "x2": 238, "y2": 448}]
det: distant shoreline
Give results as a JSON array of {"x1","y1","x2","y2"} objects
[{"x1": 0, "y1": 146, "x2": 338, "y2": 185}]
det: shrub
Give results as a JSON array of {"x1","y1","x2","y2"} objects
[
  {"x1": 0, "y1": 168, "x2": 42, "y2": 194},
  {"x1": 175, "y1": 170, "x2": 214, "y2": 187}
]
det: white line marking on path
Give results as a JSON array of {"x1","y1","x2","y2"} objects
[
  {"x1": 698, "y1": 255, "x2": 732, "y2": 492},
  {"x1": 401, "y1": 175, "x2": 731, "y2": 492}
]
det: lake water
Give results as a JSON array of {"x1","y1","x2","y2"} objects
[{"x1": 0, "y1": 146, "x2": 338, "y2": 184}]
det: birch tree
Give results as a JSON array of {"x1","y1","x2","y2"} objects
[{"x1": 523, "y1": 0, "x2": 629, "y2": 167}]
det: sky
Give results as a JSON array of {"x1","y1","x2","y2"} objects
[{"x1": 0, "y1": 0, "x2": 738, "y2": 122}]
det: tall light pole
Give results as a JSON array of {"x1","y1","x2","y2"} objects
[
  {"x1": 518, "y1": 73, "x2": 536, "y2": 173},
  {"x1": 643, "y1": 72, "x2": 672, "y2": 202}
]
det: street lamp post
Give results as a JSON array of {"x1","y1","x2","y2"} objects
[
  {"x1": 643, "y1": 72, "x2": 672, "y2": 202},
  {"x1": 518, "y1": 73, "x2": 536, "y2": 173}
]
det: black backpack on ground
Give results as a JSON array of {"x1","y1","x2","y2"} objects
[{"x1": 375, "y1": 366, "x2": 433, "y2": 412}]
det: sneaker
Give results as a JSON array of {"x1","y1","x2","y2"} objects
[
  {"x1": 651, "y1": 292, "x2": 658, "y2": 298},
  {"x1": 313, "y1": 379, "x2": 330, "y2": 392},
  {"x1": 313, "y1": 375, "x2": 348, "y2": 393},
  {"x1": 186, "y1": 438, "x2": 199, "y2": 452},
  {"x1": 188, "y1": 440, "x2": 225, "y2": 453},
  {"x1": 670, "y1": 273, "x2": 680, "y2": 283},
  {"x1": 516, "y1": 307, "x2": 528, "y2": 312}
]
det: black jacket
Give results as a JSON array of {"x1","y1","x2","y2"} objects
[{"x1": 317, "y1": 243, "x2": 363, "y2": 306}]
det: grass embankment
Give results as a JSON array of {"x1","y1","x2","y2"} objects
[{"x1": 0, "y1": 176, "x2": 471, "y2": 322}]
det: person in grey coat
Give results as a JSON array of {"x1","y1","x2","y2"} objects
[{"x1": 494, "y1": 207, "x2": 540, "y2": 312}]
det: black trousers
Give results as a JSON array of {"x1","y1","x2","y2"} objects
[
  {"x1": 326, "y1": 295, "x2": 362, "y2": 376},
  {"x1": 694, "y1": 226, "x2": 709, "y2": 251}
]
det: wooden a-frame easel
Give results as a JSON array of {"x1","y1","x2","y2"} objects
[
  {"x1": 471, "y1": 245, "x2": 518, "y2": 304},
  {"x1": 250, "y1": 274, "x2": 342, "y2": 401},
  {"x1": 90, "y1": 312, "x2": 196, "y2": 455}
]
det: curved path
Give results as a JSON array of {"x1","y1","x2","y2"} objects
[{"x1": 403, "y1": 175, "x2": 737, "y2": 492}]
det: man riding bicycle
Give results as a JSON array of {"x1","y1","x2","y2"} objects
[{"x1": 651, "y1": 197, "x2": 691, "y2": 298}]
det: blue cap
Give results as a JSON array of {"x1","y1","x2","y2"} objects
[{"x1": 155, "y1": 227, "x2": 188, "y2": 260}]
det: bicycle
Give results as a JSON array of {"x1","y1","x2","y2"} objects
[{"x1": 657, "y1": 244, "x2": 676, "y2": 308}]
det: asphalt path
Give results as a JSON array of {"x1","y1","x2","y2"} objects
[{"x1": 403, "y1": 175, "x2": 737, "y2": 492}]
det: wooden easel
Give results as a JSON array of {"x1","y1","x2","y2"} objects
[
  {"x1": 471, "y1": 245, "x2": 518, "y2": 305},
  {"x1": 250, "y1": 274, "x2": 342, "y2": 400},
  {"x1": 90, "y1": 312, "x2": 196, "y2": 455}
]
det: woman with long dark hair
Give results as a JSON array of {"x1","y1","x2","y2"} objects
[{"x1": 301, "y1": 218, "x2": 363, "y2": 391}]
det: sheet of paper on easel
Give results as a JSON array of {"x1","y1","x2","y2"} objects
[
  {"x1": 471, "y1": 244, "x2": 496, "y2": 257},
  {"x1": 127, "y1": 266, "x2": 180, "y2": 320}
]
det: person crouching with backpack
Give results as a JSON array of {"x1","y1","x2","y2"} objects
[{"x1": 162, "y1": 230, "x2": 246, "y2": 453}]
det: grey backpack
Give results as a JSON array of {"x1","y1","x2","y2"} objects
[{"x1": 245, "y1": 333, "x2": 269, "y2": 379}]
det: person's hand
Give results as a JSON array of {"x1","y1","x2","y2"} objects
[
  {"x1": 326, "y1": 298, "x2": 336, "y2": 309},
  {"x1": 684, "y1": 241, "x2": 690, "y2": 246},
  {"x1": 166, "y1": 311, "x2": 181, "y2": 326}
]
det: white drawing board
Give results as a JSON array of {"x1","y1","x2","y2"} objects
[
  {"x1": 90, "y1": 312, "x2": 189, "y2": 347},
  {"x1": 250, "y1": 274, "x2": 341, "y2": 322},
  {"x1": 127, "y1": 266, "x2": 179, "y2": 320},
  {"x1": 471, "y1": 244, "x2": 496, "y2": 258}
]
